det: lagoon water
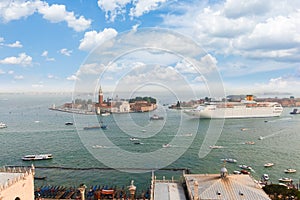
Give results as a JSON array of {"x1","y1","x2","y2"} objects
[{"x1": 1, "y1": 93, "x2": 300, "y2": 193}]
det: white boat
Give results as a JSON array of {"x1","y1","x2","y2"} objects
[
  {"x1": 221, "y1": 158, "x2": 237, "y2": 163},
  {"x1": 0, "y1": 122, "x2": 7, "y2": 129},
  {"x1": 101, "y1": 112, "x2": 110, "y2": 116},
  {"x1": 239, "y1": 165, "x2": 252, "y2": 170},
  {"x1": 258, "y1": 136, "x2": 264, "y2": 140},
  {"x1": 150, "y1": 114, "x2": 164, "y2": 120},
  {"x1": 209, "y1": 145, "x2": 223, "y2": 149},
  {"x1": 184, "y1": 95, "x2": 283, "y2": 119},
  {"x1": 233, "y1": 170, "x2": 241, "y2": 174},
  {"x1": 162, "y1": 144, "x2": 171, "y2": 148},
  {"x1": 22, "y1": 154, "x2": 53, "y2": 161},
  {"x1": 130, "y1": 137, "x2": 139, "y2": 141},
  {"x1": 279, "y1": 177, "x2": 293, "y2": 182},
  {"x1": 284, "y1": 168, "x2": 296, "y2": 173},
  {"x1": 264, "y1": 163, "x2": 274, "y2": 167},
  {"x1": 92, "y1": 145, "x2": 106, "y2": 149},
  {"x1": 262, "y1": 174, "x2": 269, "y2": 181}
]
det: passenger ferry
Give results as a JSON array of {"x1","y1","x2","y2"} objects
[
  {"x1": 184, "y1": 95, "x2": 283, "y2": 119},
  {"x1": 22, "y1": 154, "x2": 53, "y2": 161}
]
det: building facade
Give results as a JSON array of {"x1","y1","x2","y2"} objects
[{"x1": 0, "y1": 166, "x2": 35, "y2": 200}]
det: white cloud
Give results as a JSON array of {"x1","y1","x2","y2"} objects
[
  {"x1": 97, "y1": 0, "x2": 168, "y2": 21},
  {"x1": 235, "y1": 12, "x2": 300, "y2": 51},
  {"x1": 14, "y1": 75, "x2": 24, "y2": 80},
  {"x1": 7, "y1": 40, "x2": 22, "y2": 48},
  {"x1": 77, "y1": 63, "x2": 106, "y2": 75},
  {"x1": 66, "y1": 74, "x2": 78, "y2": 81},
  {"x1": 223, "y1": 0, "x2": 271, "y2": 18},
  {"x1": 0, "y1": 69, "x2": 5, "y2": 74},
  {"x1": 41, "y1": 50, "x2": 48, "y2": 57},
  {"x1": 129, "y1": 0, "x2": 167, "y2": 18},
  {"x1": 161, "y1": 0, "x2": 300, "y2": 64},
  {"x1": 8, "y1": 70, "x2": 14, "y2": 74},
  {"x1": 122, "y1": 64, "x2": 181, "y2": 84},
  {"x1": 254, "y1": 76, "x2": 300, "y2": 95},
  {"x1": 60, "y1": 48, "x2": 72, "y2": 56},
  {"x1": 0, "y1": 0, "x2": 40, "y2": 22},
  {"x1": 132, "y1": 23, "x2": 140, "y2": 32},
  {"x1": 41, "y1": 50, "x2": 55, "y2": 61},
  {"x1": 0, "y1": 53, "x2": 32, "y2": 66},
  {"x1": 38, "y1": 3, "x2": 91, "y2": 32},
  {"x1": 193, "y1": 75, "x2": 207, "y2": 83},
  {"x1": 0, "y1": 38, "x2": 23, "y2": 48},
  {"x1": 0, "y1": 0, "x2": 91, "y2": 32},
  {"x1": 79, "y1": 28, "x2": 118, "y2": 51},
  {"x1": 97, "y1": 0, "x2": 131, "y2": 22}
]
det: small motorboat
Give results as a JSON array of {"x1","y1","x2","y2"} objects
[
  {"x1": 84, "y1": 126, "x2": 101, "y2": 130},
  {"x1": 65, "y1": 122, "x2": 73, "y2": 125},
  {"x1": 150, "y1": 114, "x2": 164, "y2": 120},
  {"x1": 34, "y1": 176, "x2": 47, "y2": 180},
  {"x1": 101, "y1": 112, "x2": 111, "y2": 116},
  {"x1": 100, "y1": 125, "x2": 107, "y2": 129},
  {"x1": 264, "y1": 162, "x2": 274, "y2": 167},
  {"x1": 22, "y1": 154, "x2": 53, "y2": 161},
  {"x1": 240, "y1": 170, "x2": 250, "y2": 175},
  {"x1": 0, "y1": 122, "x2": 7, "y2": 129},
  {"x1": 162, "y1": 144, "x2": 171, "y2": 148},
  {"x1": 278, "y1": 183, "x2": 288, "y2": 187},
  {"x1": 92, "y1": 145, "x2": 106, "y2": 149},
  {"x1": 221, "y1": 158, "x2": 237, "y2": 163},
  {"x1": 244, "y1": 141, "x2": 255, "y2": 145},
  {"x1": 83, "y1": 125, "x2": 107, "y2": 130},
  {"x1": 279, "y1": 177, "x2": 293, "y2": 182},
  {"x1": 130, "y1": 137, "x2": 139, "y2": 141},
  {"x1": 239, "y1": 165, "x2": 252, "y2": 170},
  {"x1": 290, "y1": 108, "x2": 300, "y2": 114},
  {"x1": 209, "y1": 145, "x2": 223, "y2": 149},
  {"x1": 133, "y1": 141, "x2": 143, "y2": 145},
  {"x1": 233, "y1": 170, "x2": 241, "y2": 174},
  {"x1": 262, "y1": 174, "x2": 269, "y2": 181},
  {"x1": 258, "y1": 136, "x2": 264, "y2": 140},
  {"x1": 284, "y1": 168, "x2": 296, "y2": 173}
]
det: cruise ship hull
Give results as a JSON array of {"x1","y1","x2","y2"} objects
[{"x1": 184, "y1": 103, "x2": 283, "y2": 119}]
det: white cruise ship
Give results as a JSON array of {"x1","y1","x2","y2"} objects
[{"x1": 184, "y1": 95, "x2": 283, "y2": 119}]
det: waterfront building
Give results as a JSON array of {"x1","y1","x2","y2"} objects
[
  {"x1": 0, "y1": 165, "x2": 35, "y2": 200},
  {"x1": 130, "y1": 101, "x2": 157, "y2": 112},
  {"x1": 110, "y1": 100, "x2": 130, "y2": 113}
]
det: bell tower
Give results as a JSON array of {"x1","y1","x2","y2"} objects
[{"x1": 98, "y1": 86, "x2": 103, "y2": 105}]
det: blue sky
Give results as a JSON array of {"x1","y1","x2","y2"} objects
[{"x1": 0, "y1": 0, "x2": 300, "y2": 97}]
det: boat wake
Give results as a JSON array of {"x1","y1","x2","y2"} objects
[
  {"x1": 266, "y1": 117, "x2": 292, "y2": 123},
  {"x1": 259, "y1": 129, "x2": 289, "y2": 140}
]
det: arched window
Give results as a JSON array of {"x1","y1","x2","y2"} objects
[{"x1": 15, "y1": 197, "x2": 21, "y2": 200}]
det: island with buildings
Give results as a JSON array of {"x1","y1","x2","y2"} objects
[{"x1": 49, "y1": 86, "x2": 157, "y2": 115}]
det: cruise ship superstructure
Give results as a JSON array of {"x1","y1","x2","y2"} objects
[{"x1": 184, "y1": 95, "x2": 283, "y2": 119}]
